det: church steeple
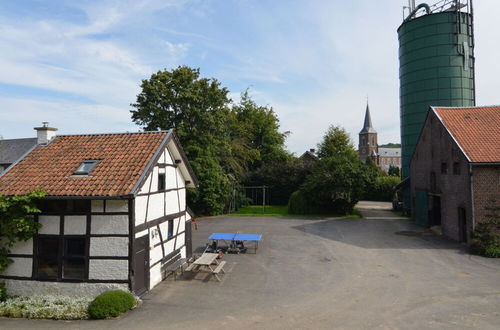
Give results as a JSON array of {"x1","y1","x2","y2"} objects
[
  {"x1": 359, "y1": 102, "x2": 376, "y2": 134},
  {"x1": 358, "y1": 100, "x2": 378, "y2": 162}
]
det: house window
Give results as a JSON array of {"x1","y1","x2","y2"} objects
[
  {"x1": 74, "y1": 160, "x2": 99, "y2": 175},
  {"x1": 38, "y1": 200, "x2": 90, "y2": 214},
  {"x1": 441, "y1": 162, "x2": 447, "y2": 174},
  {"x1": 453, "y1": 162, "x2": 461, "y2": 175},
  {"x1": 158, "y1": 173, "x2": 166, "y2": 191},
  {"x1": 36, "y1": 236, "x2": 86, "y2": 280},
  {"x1": 167, "y1": 219, "x2": 173, "y2": 239}
]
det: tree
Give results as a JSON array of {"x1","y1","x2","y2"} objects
[
  {"x1": 289, "y1": 126, "x2": 369, "y2": 215},
  {"x1": 0, "y1": 191, "x2": 46, "y2": 271},
  {"x1": 231, "y1": 90, "x2": 289, "y2": 169},
  {"x1": 316, "y1": 125, "x2": 357, "y2": 159},
  {"x1": 388, "y1": 165, "x2": 400, "y2": 177},
  {"x1": 130, "y1": 67, "x2": 289, "y2": 215}
]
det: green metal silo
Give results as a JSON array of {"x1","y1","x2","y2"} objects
[{"x1": 398, "y1": 1, "x2": 475, "y2": 215}]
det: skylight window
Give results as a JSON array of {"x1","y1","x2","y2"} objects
[{"x1": 74, "y1": 160, "x2": 99, "y2": 175}]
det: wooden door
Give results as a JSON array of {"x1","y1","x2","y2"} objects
[{"x1": 133, "y1": 235, "x2": 149, "y2": 296}]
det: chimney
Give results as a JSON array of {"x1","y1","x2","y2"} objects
[
  {"x1": 309, "y1": 148, "x2": 316, "y2": 154},
  {"x1": 34, "y1": 122, "x2": 57, "y2": 145}
]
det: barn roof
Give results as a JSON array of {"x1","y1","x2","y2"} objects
[
  {"x1": 432, "y1": 106, "x2": 500, "y2": 163},
  {"x1": 0, "y1": 130, "x2": 197, "y2": 197}
]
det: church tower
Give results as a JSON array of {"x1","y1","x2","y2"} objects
[{"x1": 358, "y1": 102, "x2": 378, "y2": 162}]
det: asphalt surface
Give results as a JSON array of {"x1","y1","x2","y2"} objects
[{"x1": 1, "y1": 201, "x2": 499, "y2": 329}]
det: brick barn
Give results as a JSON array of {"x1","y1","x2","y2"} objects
[
  {"x1": 410, "y1": 106, "x2": 500, "y2": 242},
  {"x1": 0, "y1": 128, "x2": 197, "y2": 297}
]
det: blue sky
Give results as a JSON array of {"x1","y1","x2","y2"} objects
[{"x1": 0, "y1": 0, "x2": 499, "y2": 154}]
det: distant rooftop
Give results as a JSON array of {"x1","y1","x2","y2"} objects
[{"x1": 0, "y1": 138, "x2": 37, "y2": 164}]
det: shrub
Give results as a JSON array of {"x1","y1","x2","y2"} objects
[
  {"x1": 288, "y1": 190, "x2": 313, "y2": 215},
  {"x1": 0, "y1": 295, "x2": 92, "y2": 319},
  {"x1": 88, "y1": 290, "x2": 137, "y2": 319},
  {"x1": 0, "y1": 283, "x2": 6, "y2": 302},
  {"x1": 469, "y1": 222, "x2": 500, "y2": 258},
  {"x1": 363, "y1": 176, "x2": 401, "y2": 202}
]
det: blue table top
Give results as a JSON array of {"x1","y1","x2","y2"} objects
[{"x1": 209, "y1": 233, "x2": 262, "y2": 241}]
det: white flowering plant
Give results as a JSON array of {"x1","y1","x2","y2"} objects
[{"x1": 0, "y1": 295, "x2": 93, "y2": 320}]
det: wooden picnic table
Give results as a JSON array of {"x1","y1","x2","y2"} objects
[{"x1": 187, "y1": 252, "x2": 226, "y2": 281}]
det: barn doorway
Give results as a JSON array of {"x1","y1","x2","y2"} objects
[
  {"x1": 429, "y1": 195, "x2": 442, "y2": 226},
  {"x1": 458, "y1": 207, "x2": 467, "y2": 243},
  {"x1": 133, "y1": 235, "x2": 149, "y2": 296}
]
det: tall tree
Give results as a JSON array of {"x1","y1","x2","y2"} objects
[
  {"x1": 131, "y1": 66, "x2": 233, "y2": 215},
  {"x1": 316, "y1": 125, "x2": 357, "y2": 159}
]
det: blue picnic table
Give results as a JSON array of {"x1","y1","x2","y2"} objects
[{"x1": 208, "y1": 233, "x2": 262, "y2": 253}]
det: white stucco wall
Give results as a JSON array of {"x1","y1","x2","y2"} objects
[
  {"x1": 179, "y1": 189, "x2": 186, "y2": 211},
  {"x1": 149, "y1": 263, "x2": 162, "y2": 289},
  {"x1": 64, "y1": 216, "x2": 87, "y2": 235},
  {"x1": 176, "y1": 168, "x2": 185, "y2": 188},
  {"x1": 166, "y1": 190, "x2": 180, "y2": 214},
  {"x1": 10, "y1": 238, "x2": 33, "y2": 255},
  {"x1": 91, "y1": 215, "x2": 129, "y2": 234},
  {"x1": 135, "y1": 229, "x2": 148, "y2": 239},
  {"x1": 106, "y1": 200, "x2": 128, "y2": 212},
  {"x1": 90, "y1": 237, "x2": 128, "y2": 257},
  {"x1": 38, "y1": 216, "x2": 60, "y2": 235},
  {"x1": 165, "y1": 166, "x2": 177, "y2": 190},
  {"x1": 89, "y1": 260, "x2": 128, "y2": 280},
  {"x1": 3, "y1": 279, "x2": 129, "y2": 298},
  {"x1": 1, "y1": 257, "x2": 32, "y2": 277},
  {"x1": 91, "y1": 200, "x2": 104, "y2": 212},
  {"x1": 135, "y1": 195, "x2": 148, "y2": 226},
  {"x1": 147, "y1": 193, "x2": 164, "y2": 221}
]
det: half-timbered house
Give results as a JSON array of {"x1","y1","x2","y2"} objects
[{"x1": 0, "y1": 129, "x2": 197, "y2": 297}]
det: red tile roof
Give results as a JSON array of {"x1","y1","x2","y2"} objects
[
  {"x1": 433, "y1": 106, "x2": 500, "y2": 163},
  {"x1": 0, "y1": 131, "x2": 170, "y2": 196}
]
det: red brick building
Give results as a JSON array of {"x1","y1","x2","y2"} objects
[{"x1": 410, "y1": 106, "x2": 500, "y2": 242}]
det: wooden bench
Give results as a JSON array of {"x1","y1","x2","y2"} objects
[
  {"x1": 163, "y1": 258, "x2": 186, "y2": 280},
  {"x1": 211, "y1": 261, "x2": 226, "y2": 282}
]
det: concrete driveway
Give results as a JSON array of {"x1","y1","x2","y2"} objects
[{"x1": 2, "y1": 201, "x2": 499, "y2": 329}]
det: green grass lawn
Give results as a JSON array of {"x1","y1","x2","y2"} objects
[{"x1": 229, "y1": 205, "x2": 362, "y2": 218}]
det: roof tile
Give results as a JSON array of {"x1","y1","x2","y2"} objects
[
  {"x1": 433, "y1": 106, "x2": 500, "y2": 163},
  {"x1": 0, "y1": 131, "x2": 169, "y2": 196}
]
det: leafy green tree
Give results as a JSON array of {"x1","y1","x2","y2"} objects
[
  {"x1": 245, "y1": 156, "x2": 313, "y2": 205},
  {"x1": 289, "y1": 126, "x2": 368, "y2": 215},
  {"x1": 388, "y1": 165, "x2": 400, "y2": 177},
  {"x1": 130, "y1": 67, "x2": 289, "y2": 215},
  {"x1": 316, "y1": 125, "x2": 357, "y2": 159},
  {"x1": 0, "y1": 191, "x2": 46, "y2": 271},
  {"x1": 231, "y1": 90, "x2": 289, "y2": 169}
]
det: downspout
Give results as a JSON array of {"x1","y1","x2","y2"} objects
[
  {"x1": 404, "y1": 3, "x2": 431, "y2": 22},
  {"x1": 469, "y1": 163, "x2": 475, "y2": 233}
]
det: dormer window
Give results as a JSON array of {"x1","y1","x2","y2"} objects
[{"x1": 74, "y1": 160, "x2": 99, "y2": 175}]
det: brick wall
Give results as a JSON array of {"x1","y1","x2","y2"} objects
[
  {"x1": 472, "y1": 166, "x2": 500, "y2": 225},
  {"x1": 410, "y1": 111, "x2": 473, "y2": 241}
]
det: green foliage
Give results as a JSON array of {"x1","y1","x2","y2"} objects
[
  {"x1": 363, "y1": 176, "x2": 401, "y2": 202},
  {"x1": 388, "y1": 165, "x2": 400, "y2": 177},
  {"x1": 88, "y1": 290, "x2": 137, "y2": 319},
  {"x1": 469, "y1": 222, "x2": 500, "y2": 258},
  {"x1": 379, "y1": 143, "x2": 401, "y2": 148},
  {"x1": 245, "y1": 156, "x2": 313, "y2": 205},
  {"x1": 0, "y1": 283, "x2": 6, "y2": 302},
  {"x1": 131, "y1": 67, "x2": 289, "y2": 215},
  {"x1": 288, "y1": 126, "x2": 370, "y2": 215},
  {"x1": 0, "y1": 190, "x2": 46, "y2": 272},
  {"x1": 469, "y1": 200, "x2": 500, "y2": 258},
  {"x1": 316, "y1": 125, "x2": 357, "y2": 159},
  {"x1": 0, "y1": 295, "x2": 92, "y2": 320},
  {"x1": 288, "y1": 190, "x2": 314, "y2": 215}
]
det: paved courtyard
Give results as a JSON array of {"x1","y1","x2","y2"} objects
[{"x1": 2, "y1": 201, "x2": 499, "y2": 329}]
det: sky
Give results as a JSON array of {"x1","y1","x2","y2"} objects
[{"x1": 0, "y1": 0, "x2": 498, "y2": 155}]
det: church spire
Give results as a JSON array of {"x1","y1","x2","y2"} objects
[{"x1": 359, "y1": 101, "x2": 376, "y2": 134}]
